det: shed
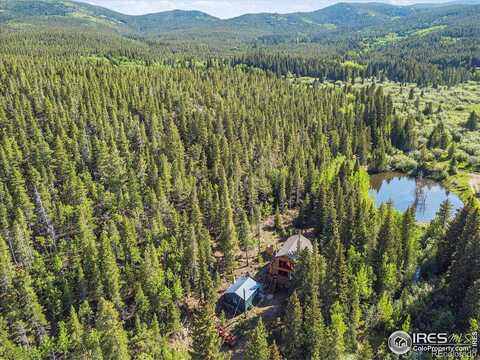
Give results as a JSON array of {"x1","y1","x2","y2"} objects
[{"x1": 222, "y1": 276, "x2": 262, "y2": 314}]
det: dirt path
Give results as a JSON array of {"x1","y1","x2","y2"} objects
[
  {"x1": 221, "y1": 211, "x2": 297, "y2": 359},
  {"x1": 229, "y1": 291, "x2": 288, "y2": 360},
  {"x1": 469, "y1": 173, "x2": 480, "y2": 195}
]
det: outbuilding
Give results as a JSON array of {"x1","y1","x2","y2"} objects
[{"x1": 222, "y1": 276, "x2": 262, "y2": 314}]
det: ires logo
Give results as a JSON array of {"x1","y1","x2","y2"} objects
[
  {"x1": 412, "y1": 333, "x2": 448, "y2": 344},
  {"x1": 388, "y1": 331, "x2": 412, "y2": 355},
  {"x1": 389, "y1": 331, "x2": 478, "y2": 357}
]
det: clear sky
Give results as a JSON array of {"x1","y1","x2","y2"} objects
[{"x1": 76, "y1": 0, "x2": 451, "y2": 18}]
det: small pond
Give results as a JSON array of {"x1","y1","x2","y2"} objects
[{"x1": 369, "y1": 172, "x2": 463, "y2": 223}]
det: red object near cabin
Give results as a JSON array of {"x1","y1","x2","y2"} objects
[{"x1": 216, "y1": 324, "x2": 238, "y2": 347}]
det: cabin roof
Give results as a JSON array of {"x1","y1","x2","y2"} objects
[
  {"x1": 224, "y1": 276, "x2": 261, "y2": 301},
  {"x1": 276, "y1": 234, "x2": 313, "y2": 259}
]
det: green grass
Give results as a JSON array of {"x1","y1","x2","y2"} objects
[
  {"x1": 413, "y1": 25, "x2": 447, "y2": 36},
  {"x1": 443, "y1": 172, "x2": 474, "y2": 203},
  {"x1": 379, "y1": 81, "x2": 480, "y2": 166}
]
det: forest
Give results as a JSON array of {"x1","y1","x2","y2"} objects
[{"x1": 0, "y1": 1, "x2": 479, "y2": 359}]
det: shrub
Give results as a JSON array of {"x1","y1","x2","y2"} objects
[{"x1": 390, "y1": 154, "x2": 418, "y2": 173}]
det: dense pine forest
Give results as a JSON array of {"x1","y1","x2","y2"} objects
[{"x1": 0, "y1": 1, "x2": 480, "y2": 359}]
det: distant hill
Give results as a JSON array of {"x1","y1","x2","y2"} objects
[
  {"x1": 0, "y1": 0, "x2": 220, "y2": 33},
  {"x1": 0, "y1": 0, "x2": 479, "y2": 45}
]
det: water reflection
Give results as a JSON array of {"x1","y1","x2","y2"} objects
[{"x1": 369, "y1": 172, "x2": 463, "y2": 223}]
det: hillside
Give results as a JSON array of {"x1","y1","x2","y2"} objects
[{"x1": 1, "y1": 0, "x2": 479, "y2": 39}]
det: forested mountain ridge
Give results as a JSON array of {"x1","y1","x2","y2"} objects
[
  {"x1": 1, "y1": 0, "x2": 479, "y2": 37},
  {"x1": 0, "y1": 0, "x2": 220, "y2": 33},
  {"x1": 1, "y1": 0, "x2": 479, "y2": 87}
]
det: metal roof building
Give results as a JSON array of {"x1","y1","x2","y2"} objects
[
  {"x1": 222, "y1": 276, "x2": 262, "y2": 314},
  {"x1": 276, "y1": 234, "x2": 313, "y2": 259}
]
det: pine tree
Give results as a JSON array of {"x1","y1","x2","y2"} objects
[
  {"x1": 190, "y1": 303, "x2": 223, "y2": 360},
  {"x1": 96, "y1": 298, "x2": 130, "y2": 360},
  {"x1": 84, "y1": 329, "x2": 104, "y2": 360},
  {"x1": 283, "y1": 291, "x2": 303, "y2": 360},
  {"x1": 303, "y1": 290, "x2": 325, "y2": 359},
  {"x1": 329, "y1": 301, "x2": 347, "y2": 359},
  {"x1": 75, "y1": 199, "x2": 101, "y2": 300},
  {"x1": 219, "y1": 168, "x2": 239, "y2": 274},
  {"x1": 358, "y1": 340, "x2": 374, "y2": 360},
  {"x1": 0, "y1": 235, "x2": 14, "y2": 292},
  {"x1": 56, "y1": 321, "x2": 70, "y2": 358},
  {"x1": 68, "y1": 307, "x2": 84, "y2": 355},
  {"x1": 0, "y1": 317, "x2": 24, "y2": 359},
  {"x1": 274, "y1": 206, "x2": 284, "y2": 235},
  {"x1": 401, "y1": 207, "x2": 416, "y2": 277},
  {"x1": 11, "y1": 209, "x2": 34, "y2": 269},
  {"x1": 377, "y1": 292, "x2": 394, "y2": 330},
  {"x1": 461, "y1": 280, "x2": 480, "y2": 327},
  {"x1": 16, "y1": 270, "x2": 48, "y2": 345},
  {"x1": 270, "y1": 340, "x2": 282, "y2": 360},
  {"x1": 100, "y1": 231, "x2": 122, "y2": 307},
  {"x1": 198, "y1": 228, "x2": 216, "y2": 303},
  {"x1": 346, "y1": 283, "x2": 361, "y2": 352},
  {"x1": 238, "y1": 209, "x2": 252, "y2": 266},
  {"x1": 245, "y1": 318, "x2": 269, "y2": 360},
  {"x1": 448, "y1": 207, "x2": 480, "y2": 314},
  {"x1": 466, "y1": 111, "x2": 479, "y2": 131},
  {"x1": 437, "y1": 202, "x2": 469, "y2": 273},
  {"x1": 408, "y1": 87, "x2": 415, "y2": 100},
  {"x1": 182, "y1": 223, "x2": 199, "y2": 294},
  {"x1": 375, "y1": 204, "x2": 399, "y2": 293}
]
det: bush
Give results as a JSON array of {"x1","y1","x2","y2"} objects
[
  {"x1": 432, "y1": 148, "x2": 446, "y2": 160},
  {"x1": 390, "y1": 154, "x2": 418, "y2": 173},
  {"x1": 460, "y1": 143, "x2": 480, "y2": 156},
  {"x1": 456, "y1": 150, "x2": 469, "y2": 162},
  {"x1": 467, "y1": 156, "x2": 480, "y2": 169}
]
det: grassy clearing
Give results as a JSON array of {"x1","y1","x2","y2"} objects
[
  {"x1": 413, "y1": 25, "x2": 447, "y2": 36},
  {"x1": 443, "y1": 172, "x2": 473, "y2": 201},
  {"x1": 379, "y1": 80, "x2": 480, "y2": 171}
]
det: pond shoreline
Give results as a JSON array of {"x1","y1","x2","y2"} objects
[{"x1": 442, "y1": 171, "x2": 480, "y2": 205}]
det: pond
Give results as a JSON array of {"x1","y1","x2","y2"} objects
[{"x1": 369, "y1": 172, "x2": 463, "y2": 223}]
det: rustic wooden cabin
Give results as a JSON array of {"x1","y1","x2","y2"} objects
[
  {"x1": 221, "y1": 276, "x2": 262, "y2": 315},
  {"x1": 268, "y1": 234, "x2": 313, "y2": 287}
]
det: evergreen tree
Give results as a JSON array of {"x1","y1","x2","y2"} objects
[
  {"x1": 346, "y1": 283, "x2": 361, "y2": 353},
  {"x1": 303, "y1": 290, "x2": 326, "y2": 359},
  {"x1": 466, "y1": 111, "x2": 479, "y2": 131},
  {"x1": 190, "y1": 303, "x2": 223, "y2": 360},
  {"x1": 283, "y1": 291, "x2": 303, "y2": 360},
  {"x1": 274, "y1": 206, "x2": 284, "y2": 235},
  {"x1": 0, "y1": 235, "x2": 14, "y2": 292},
  {"x1": 270, "y1": 340, "x2": 282, "y2": 360},
  {"x1": 436, "y1": 200, "x2": 465, "y2": 273},
  {"x1": 96, "y1": 298, "x2": 130, "y2": 360},
  {"x1": 238, "y1": 210, "x2": 252, "y2": 266},
  {"x1": 401, "y1": 207, "x2": 416, "y2": 277},
  {"x1": 99, "y1": 231, "x2": 122, "y2": 307},
  {"x1": 245, "y1": 318, "x2": 269, "y2": 360},
  {"x1": 329, "y1": 301, "x2": 347, "y2": 359},
  {"x1": 219, "y1": 168, "x2": 239, "y2": 274}
]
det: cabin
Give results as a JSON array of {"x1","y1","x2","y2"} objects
[
  {"x1": 222, "y1": 276, "x2": 262, "y2": 315},
  {"x1": 269, "y1": 234, "x2": 313, "y2": 287}
]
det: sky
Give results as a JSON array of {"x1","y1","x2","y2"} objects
[{"x1": 76, "y1": 0, "x2": 451, "y2": 18}]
